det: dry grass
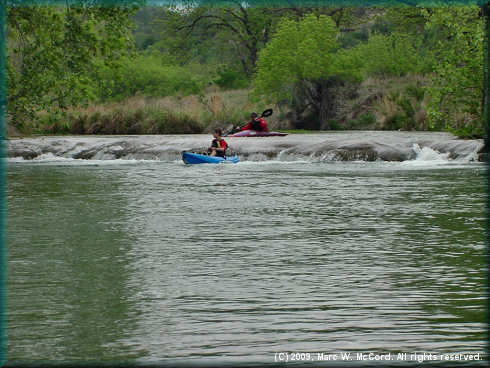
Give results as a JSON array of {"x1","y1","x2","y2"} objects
[
  {"x1": 20, "y1": 75, "x2": 445, "y2": 135},
  {"x1": 336, "y1": 75, "x2": 431, "y2": 131},
  {"x1": 36, "y1": 87, "x2": 287, "y2": 135}
]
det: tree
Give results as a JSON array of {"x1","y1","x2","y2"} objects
[
  {"x1": 252, "y1": 13, "x2": 364, "y2": 129},
  {"x1": 422, "y1": 5, "x2": 484, "y2": 136},
  {"x1": 153, "y1": 1, "x2": 287, "y2": 80},
  {"x1": 353, "y1": 31, "x2": 432, "y2": 77},
  {"x1": 7, "y1": 1, "x2": 141, "y2": 130},
  {"x1": 96, "y1": 55, "x2": 209, "y2": 100}
]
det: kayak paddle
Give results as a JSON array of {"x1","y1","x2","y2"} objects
[{"x1": 223, "y1": 108, "x2": 273, "y2": 136}]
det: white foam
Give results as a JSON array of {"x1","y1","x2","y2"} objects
[
  {"x1": 413, "y1": 144, "x2": 449, "y2": 161},
  {"x1": 402, "y1": 144, "x2": 481, "y2": 168},
  {"x1": 8, "y1": 153, "x2": 161, "y2": 166},
  {"x1": 7, "y1": 133, "x2": 484, "y2": 166}
]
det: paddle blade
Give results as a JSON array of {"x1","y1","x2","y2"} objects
[{"x1": 260, "y1": 109, "x2": 273, "y2": 118}]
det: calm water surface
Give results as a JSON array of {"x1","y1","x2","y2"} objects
[{"x1": 6, "y1": 153, "x2": 488, "y2": 365}]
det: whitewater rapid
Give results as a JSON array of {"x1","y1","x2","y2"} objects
[{"x1": 6, "y1": 131, "x2": 484, "y2": 163}]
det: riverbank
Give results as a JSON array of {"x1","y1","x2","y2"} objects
[{"x1": 12, "y1": 75, "x2": 477, "y2": 137}]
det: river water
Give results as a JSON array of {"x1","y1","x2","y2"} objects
[{"x1": 5, "y1": 132, "x2": 488, "y2": 366}]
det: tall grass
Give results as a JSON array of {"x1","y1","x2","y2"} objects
[
  {"x1": 35, "y1": 88, "x2": 287, "y2": 135},
  {"x1": 337, "y1": 75, "x2": 430, "y2": 131},
  {"x1": 24, "y1": 75, "x2": 462, "y2": 136}
]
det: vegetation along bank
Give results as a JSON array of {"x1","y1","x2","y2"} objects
[{"x1": 5, "y1": 1, "x2": 486, "y2": 138}]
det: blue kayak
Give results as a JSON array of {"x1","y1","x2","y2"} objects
[{"x1": 182, "y1": 151, "x2": 239, "y2": 164}]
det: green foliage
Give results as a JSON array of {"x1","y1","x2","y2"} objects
[
  {"x1": 131, "y1": 6, "x2": 160, "y2": 51},
  {"x1": 336, "y1": 12, "x2": 392, "y2": 51},
  {"x1": 153, "y1": 3, "x2": 290, "y2": 80},
  {"x1": 370, "y1": 78, "x2": 429, "y2": 131},
  {"x1": 7, "y1": 3, "x2": 140, "y2": 129},
  {"x1": 383, "y1": 6, "x2": 428, "y2": 35},
  {"x1": 405, "y1": 84, "x2": 425, "y2": 102},
  {"x1": 8, "y1": 3, "x2": 487, "y2": 137},
  {"x1": 252, "y1": 13, "x2": 368, "y2": 130},
  {"x1": 337, "y1": 29, "x2": 369, "y2": 49},
  {"x1": 38, "y1": 106, "x2": 203, "y2": 135},
  {"x1": 253, "y1": 14, "x2": 363, "y2": 102},
  {"x1": 350, "y1": 113, "x2": 377, "y2": 129},
  {"x1": 213, "y1": 68, "x2": 249, "y2": 90},
  {"x1": 95, "y1": 55, "x2": 210, "y2": 101},
  {"x1": 397, "y1": 97, "x2": 415, "y2": 119},
  {"x1": 351, "y1": 31, "x2": 433, "y2": 78},
  {"x1": 423, "y1": 5, "x2": 483, "y2": 136}
]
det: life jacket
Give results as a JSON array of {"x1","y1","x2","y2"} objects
[
  {"x1": 251, "y1": 119, "x2": 262, "y2": 131},
  {"x1": 212, "y1": 139, "x2": 227, "y2": 157}
]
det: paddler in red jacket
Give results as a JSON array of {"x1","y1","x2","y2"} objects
[
  {"x1": 206, "y1": 127, "x2": 228, "y2": 157},
  {"x1": 236, "y1": 112, "x2": 269, "y2": 132}
]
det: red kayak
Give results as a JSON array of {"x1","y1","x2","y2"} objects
[{"x1": 228, "y1": 130, "x2": 289, "y2": 137}]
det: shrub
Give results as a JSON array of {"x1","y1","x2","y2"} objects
[
  {"x1": 352, "y1": 32, "x2": 432, "y2": 78},
  {"x1": 214, "y1": 68, "x2": 249, "y2": 90},
  {"x1": 95, "y1": 56, "x2": 210, "y2": 101}
]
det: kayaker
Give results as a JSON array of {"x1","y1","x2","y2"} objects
[
  {"x1": 236, "y1": 112, "x2": 269, "y2": 132},
  {"x1": 205, "y1": 127, "x2": 228, "y2": 157}
]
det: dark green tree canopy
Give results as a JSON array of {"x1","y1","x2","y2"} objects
[{"x1": 6, "y1": 0, "x2": 143, "y2": 128}]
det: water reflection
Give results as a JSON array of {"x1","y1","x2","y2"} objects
[
  {"x1": 115, "y1": 163, "x2": 486, "y2": 362},
  {"x1": 8, "y1": 166, "x2": 146, "y2": 362},
  {"x1": 6, "y1": 162, "x2": 487, "y2": 364}
]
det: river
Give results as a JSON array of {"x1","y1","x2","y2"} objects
[{"x1": 5, "y1": 132, "x2": 488, "y2": 366}]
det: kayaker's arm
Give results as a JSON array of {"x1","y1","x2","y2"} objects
[
  {"x1": 224, "y1": 108, "x2": 273, "y2": 136},
  {"x1": 234, "y1": 122, "x2": 252, "y2": 132}
]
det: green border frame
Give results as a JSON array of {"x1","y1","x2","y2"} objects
[{"x1": 0, "y1": 0, "x2": 5, "y2": 366}]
